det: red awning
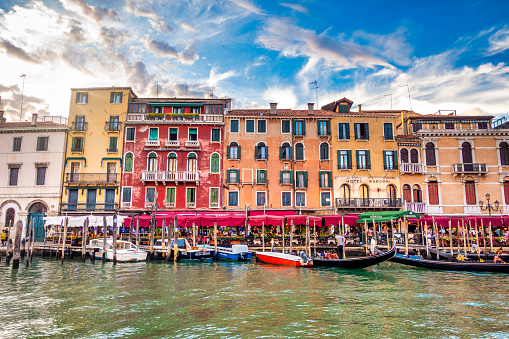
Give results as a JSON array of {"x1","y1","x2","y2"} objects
[
  {"x1": 250, "y1": 210, "x2": 295, "y2": 216},
  {"x1": 247, "y1": 215, "x2": 285, "y2": 227}
]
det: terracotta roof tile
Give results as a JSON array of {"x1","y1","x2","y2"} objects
[{"x1": 0, "y1": 121, "x2": 65, "y2": 129}]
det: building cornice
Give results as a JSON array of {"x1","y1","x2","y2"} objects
[
  {"x1": 0, "y1": 126, "x2": 68, "y2": 134},
  {"x1": 416, "y1": 129, "x2": 509, "y2": 138}
]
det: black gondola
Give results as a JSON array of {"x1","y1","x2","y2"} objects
[
  {"x1": 313, "y1": 243, "x2": 396, "y2": 269},
  {"x1": 390, "y1": 254, "x2": 509, "y2": 273}
]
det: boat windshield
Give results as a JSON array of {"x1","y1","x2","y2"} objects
[
  {"x1": 115, "y1": 242, "x2": 132, "y2": 250},
  {"x1": 170, "y1": 239, "x2": 187, "y2": 248}
]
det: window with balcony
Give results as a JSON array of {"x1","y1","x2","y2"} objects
[
  {"x1": 147, "y1": 152, "x2": 158, "y2": 171},
  {"x1": 122, "y1": 187, "x2": 132, "y2": 207},
  {"x1": 425, "y1": 143, "x2": 436, "y2": 166},
  {"x1": 110, "y1": 92, "x2": 122, "y2": 103},
  {"x1": 191, "y1": 107, "x2": 200, "y2": 114},
  {"x1": 478, "y1": 122, "x2": 488, "y2": 129},
  {"x1": 319, "y1": 142, "x2": 329, "y2": 160},
  {"x1": 319, "y1": 171, "x2": 332, "y2": 188},
  {"x1": 356, "y1": 150, "x2": 371, "y2": 170},
  {"x1": 36, "y1": 137, "x2": 48, "y2": 151},
  {"x1": 281, "y1": 120, "x2": 291, "y2": 134},
  {"x1": 318, "y1": 120, "x2": 330, "y2": 136},
  {"x1": 187, "y1": 153, "x2": 197, "y2": 172},
  {"x1": 403, "y1": 184, "x2": 411, "y2": 202},
  {"x1": 74, "y1": 116, "x2": 86, "y2": 131},
  {"x1": 169, "y1": 128, "x2": 178, "y2": 141},
  {"x1": 75, "y1": 92, "x2": 88, "y2": 104},
  {"x1": 413, "y1": 184, "x2": 423, "y2": 203},
  {"x1": 149, "y1": 128, "x2": 158, "y2": 141},
  {"x1": 465, "y1": 181, "x2": 476, "y2": 205},
  {"x1": 410, "y1": 149, "x2": 419, "y2": 163},
  {"x1": 500, "y1": 142, "x2": 509, "y2": 166},
  {"x1": 340, "y1": 184, "x2": 350, "y2": 201},
  {"x1": 129, "y1": 103, "x2": 147, "y2": 113},
  {"x1": 293, "y1": 120, "x2": 305, "y2": 136},
  {"x1": 210, "y1": 188, "x2": 219, "y2": 208},
  {"x1": 227, "y1": 142, "x2": 241, "y2": 160},
  {"x1": 86, "y1": 189, "x2": 97, "y2": 211},
  {"x1": 228, "y1": 191, "x2": 239, "y2": 206},
  {"x1": 383, "y1": 123, "x2": 394, "y2": 140},
  {"x1": 280, "y1": 142, "x2": 292, "y2": 160},
  {"x1": 105, "y1": 189, "x2": 116, "y2": 211},
  {"x1": 400, "y1": 148, "x2": 408, "y2": 163},
  {"x1": 255, "y1": 142, "x2": 268, "y2": 160},
  {"x1": 72, "y1": 137, "x2": 84, "y2": 153},
  {"x1": 230, "y1": 119, "x2": 239, "y2": 133},
  {"x1": 412, "y1": 122, "x2": 422, "y2": 132},
  {"x1": 360, "y1": 184, "x2": 369, "y2": 205},
  {"x1": 280, "y1": 170, "x2": 293, "y2": 185},
  {"x1": 257, "y1": 119, "x2": 267, "y2": 133},
  {"x1": 504, "y1": 180, "x2": 509, "y2": 205},
  {"x1": 321, "y1": 192, "x2": 331, "y2": 207},
  {"x1": 108, "y1": 137, "x2": 118, "y2": 153},
  {"x1": 167, "y1": 153, "x2": 177, "y2": 171},
  {"x1": 295, "y1": 171, "x2": 308, "y2": 188},
  {"x1": 256, "y1": 192, "x2": 266, "y2": 207},
  {"x1": 461, "y1": 142, "x2": 473, "y2": 171},
  {"x1": 387, "y1": 184, "x2": 397, "y2": 200},
  {"x1": 227, "y1": 169, "x2": 240, "y2": 183},
  {"x1": 211, "y1": 128, "x2": 220, "y2": 142},
  {"x1": 211, "y1": 153, "x2": 220, "y2": 173},
  {"x1": 295, "y1": 143, "x2": 304, "y2": 161},
  {"x1": 383, "y1": 150, "x2": 398, "y2": 170},
  {"x1": 282, "y1": 192, "x2": 292, "y2": 206},
  {"x1": 108, "y1": 116, "x2": 120, "y2": 131},
  {"x1": 246, "y1": 119, "x2": 255, "y2": 133},
  {"x1": 428, "y1": 180, "x2": 439, "y2": 205},
  {"x1": 354, "y1": 123, "x2": 369, "y2": 140},
  {"x1": 12, "y1": 137, "x2": 22, "y2": 152},
  {"x1": 126, "y1": 127, "x2": 135, "y2": 141},
  {"x1": 188, "y1": 128, "x2": 198, "y2": 141},
  {"x1": 295, "y1": 192, "x2": 306, "y2": 207},
  {"x1": 257, "y1": 169, "x2": 267, "y2": 184},
  {"x1": 172, "y1": 107, "x2": 183, "y2": 114},
  {"x1": 338, "y1": 123, "x2": 350, "y2": 140},
  {"x1": 124, "y1": 153, "x2": 133, "y2": 172}
]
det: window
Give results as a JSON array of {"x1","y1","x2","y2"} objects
[
  {"x1": 280, "y1": 142, "x2": 292, "y2": 160},
  {"x1": 147, "y1": 152, "x2": 157, "y2": 171},
  {"x1": 319, "y1": 143, "x2": 329, "y2": 160},
  {"x1": 295, "y1": 171, "x2": 308, "y2": 188},
  {"x1": 122, "y1": 187, "x2": 132, "y2": 205},
  {"x1": 210, "y1": 188, "x2": 219, "y2": 207},
  {"x1": 356, "y1": 150, "x2": 371, "y2": 170},
  {"x1": 230, "y1": 119, "x2": 239, "y2": 133},
  {"x1": 172, "y1": 107, "x2": 182, "y2": 114},
  {"x1": 188, "y1": 128, "x2": 198, "y2": 141},
  {"x1": 191, "y1": 107, "x2": 200, "y2": 114},
  {"x1": 211, "y1": 154, "x2": 220, "y2": 173},
  {"x1": 257, "y1": 169, "x2": 267, "y2": 184},
  {"x1": 86, "y1": 189, "x2": 97, "y2": 211},
  {"x1": 465, "y1": 181, "x2": 476, "y2": 205},
  {"x1": 461, "y1": 142, "x2": 473, "y2": 171},
  {"x1": 321, "y1": 192, "x2": 331, "y2": 207},
  {"x1": 293, "y1": 120, "x2": 305, "y2": 136},
  {"x1": 227, "y1": 142, "x2": 241, "y2": 160},
  {"x1": 340, "y1": 184, "x2": 350, "y2": 201},
  {"x1": 354, "y1": 123, "x2": 369, "y2": 140},
  {"x1": 187, "y1": 153, "x2": 197, "y2": 172},
  {"x1": 500, "y1": 142, "x2": 509, "y2": 166},
  {"x1": 211, "y1": 128, "x2": 220, "y2": 142},
  {"x1": 412, "y1": 122, "x2": 422, "y2": 132},
  {"x1": 338, "y1": 150, "x2": 352, "y2": 170},
  {"x1": 319, "y1": 171, "x2": 332, "y2": 188},
  {"x1": 403, "y1": 184, "x2": 411, "y2": 202},
  {"x1": 110, "y1": 92, "x2": 122, "y2": 103},
  {"x1": 105, "y1": 189, "x2": 115, "y2": 211},
  {"x1": 295, "y1": 192, "x2": 306, "y2": 207},
  {"x1": 318, "y1": 120, "x2": 330, "y2": 136},
  {"x1": 428, "y1": 180, "x2": 439, "y2": 205},
  {"x1": 410, "y1": 149, "x2": 419, "y2": 163},
  {"x1": 282, "y1": 192, "x2": 292, "y2": 207},
  {"x1": 338, "y1": 123, "x2": 350, "y2": 140},
  {"x1": 74, "y1": 116, "x2": 86, "y2": 131},
  {"x1": 295, "y1": 143, "x2": 304, "y2": 160},
  {"x1": 108, "y1": 137, "x2": 117, "y2": 152},
  {"x1": 413, "y1": 184, "x2": 423, "y2": 203},
  {"x1": 383, "y1": 123, "x2": 393, "y2": 140},
  {"x1": 504, "y1": 180, "x2": 509, "y2": 205},
  {"x1": 71, "y1": 137, "x2": 83, "y2": 152},
  {"x1": 76, "y1": 92, "x2": 88, "y2": 104},
  {"x1": 126, "y1": 127, "x2": 135, "y2": 141},
  {"x1": 227, "y1": 169, "x2": 240, "y2": 183},
  {"x1": 246, "y1": 120, "x2": 255, "y2": 133},
  {"x1": 383, "y1": 150, "x2": 398, "y2": 170},
  {"x1": 281, "y1": 120, "x2": 291, "y2": 134},
  {"x1": 387, "y1": 184, "x2": 397, "y2": 201},
  {"x1": 425, "y1": 143, "x2": 436, "y2": 166},
  {"x1": 9, "y1": 167, "x2": 19, "y2": 186},
  {"x1": 166, "y1": 187, "x2": 176, "y2": 204},
  {"x1": 360, "y1": 184, "x2": 369, "y2": 205},
  {"x1": 124, "y1": 153, "x2": 133, "y2": 172},
  {"x1": 146, "y1": 187, "x2": 155, "y2": 203},
  {"x1": 255, "y1": 142, "x2": 268, "y2": 160},
  {"x1": 12, "y1": 137, "x2": 22, "y2": 152},
  {"x1": 33, "y1": 166, "x2": 45, "y2": 186},
  {"x1": 167, "y1": 153, "x2": 177, "y2": 171},
  {"x1": 478, "y1": 122, "x2": 488, "y2": 129},
  {"x1": 36, "y1": 137, "x2": 48, "y2": 151},
  {"x1": 228, "y1": 191, "x2": 239, "y2": 206},
  {"x1": 169, "y1": 128, "x2": 178, "y2": 141},
  {"x1": 339, "y1": 104, "x2": 349, "y2": 113},
  {"x1": 256, "y1": 192, "x2": 266, "y2": 206},
  {"x1": 400, "y1": 149, "x2": 409, "y2": 163},
  {"x1": 108, "y1": 116, "x2": 120, "y2": 131},
  {"x1": 129, "y1": 103, "x2": 147, "y2": 113},
  {"x1": 445, "y1": 122, "x2": 455, "y2": 129},
  {"x1": 280, "y1": 170, "x2": 293, "y2": 185},
  {"x1": 257, "y1": 120, "x2": 267, "y2": 133},
  {"x1": 151, "y1": 107, "x2": 162, "y2": 114},
  {"x1": 149, "y1": 128, "x2": 158, "y2": 141}
]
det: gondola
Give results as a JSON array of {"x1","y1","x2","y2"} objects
[
  {"x1": 390, "y1": 254, "x2": 509, "y2": 273},
  {"x1": 312, "y1": 243, "x2": 396, "y2": 269}
]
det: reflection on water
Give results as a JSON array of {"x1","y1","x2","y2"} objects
[{"x1": 1, "y1": 259, "x2": 509, "y2": 338}]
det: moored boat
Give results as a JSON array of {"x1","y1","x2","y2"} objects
[
  {"x1": 154, "y1": 238, "x2": 214, "y2": 260},
  {"x1": 256, "y1": 251, "x2": 313, "y2": 267},
  {"x1": 390, "y1": 254, "x2": 509, "y2": 273},
  {"x1": 88, "y1": 239, "x2": 148, "y2": 262},
  {"x1": 313, "y1": 243, "x2": 396, "y2": 269},
  {"x1": 206, "y1": 244, "x2": 251, "y2": 261}
]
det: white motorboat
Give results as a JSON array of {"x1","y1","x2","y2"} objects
[{"x1": 88, "y1": 239, "x2": 148, "y2": 262}]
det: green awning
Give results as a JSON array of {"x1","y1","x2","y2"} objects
[
  {"x1": 101, "y1": 157, "x2": 123, "y2": 167},
  {"x1": 356, "y1": 211, "x2": 421, "y2": 223},
  {"x1": 65, "y1": 157, "x2": 86, "y2": 167},
  {"x1": 150, "y1": 102, "x2": 203, "y2": 107}
]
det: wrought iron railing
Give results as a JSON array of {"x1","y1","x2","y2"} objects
[
  {"x1": 60, "y1": 202, "x2": 118, "y2": 212},
  {"x1": 65, "y1": 173, "x2": 119, "y2": 184},
  {"x1": 71, "y1": 121, "x2": 88, "y2": 132},
  {"x1": 105, "y1": 121, "x2": 121, "y2": 132},
  {"x1": 335, "y1": 198, "x2": 402, "y2": 208}
]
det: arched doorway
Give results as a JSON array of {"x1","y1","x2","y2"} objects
[{"x1": 28, "y1": 202, "x2": 47, "y2": 242}]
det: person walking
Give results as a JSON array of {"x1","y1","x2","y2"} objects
[
  {"x1": 0, "y1": 229, "x2": 6, "y2": 246},
  {"x1": 335, "y1": 232, "x2": 344, "y2": 259}
]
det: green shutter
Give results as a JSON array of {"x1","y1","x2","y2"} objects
[
  {"x1": 356, "y1": 150, "x2": 360, "y2": 169},
  {"x1": 289, "y1": 147, "x2": 293, "y2": 159},
  {"x1": 383, "y1": 150, "x2": 388, "y2": 170},
  {"x1": 317, "y1": 121, "x2": 321, "y2": 135},
  {"x1": 235, "y1": 170, "x2": 240, "y2": 183},
  {"x1": 366, "y1": 150, "x2": 371, "y2": 169},
  {"x1": 347, "y1": 150, "x2": 352, "y2": 169},
  {"x1": 365, "y1": 123, "x2": 369, "y2": 140},
  {"x1": 227, "y1": 169, "x2": 231, "y2": 183},
  {"x1": 226, "y1": 146, "x2": 231, "y2": 159},
  {"x1": 338, "y1": 124, "x2": 344, "y2": 139},
  {"x1": 238, "y1": 145, "x2": 241, "y2": 159},
  {"x1": 327, "y1": 121, "x2": 331, "y2": 135},
  {"x1": 264, "y1": 146, "x2": 268, "y2": 159},
  {"x1": 290, "y1": 171, "x2": 294, "y2": 183},
  {"x1": 255, "y1": 146, "x2": 258, "y2": 158},
  {"x1": 280, "y1": 170, "x2": 283, "y2": 184},
  {"x1": 279, "y1": 146, "x2": 283, "y2": 159},
  {"x1": 304, "y1": 171, "x2": 308, "y2": 187},
  {"x1": 110, "y1": 92, "x2": 114, "y2": 103},
  {"x1": 302, "y1": 121, "x2": 306, "y2": 136},
  {"x1": 354, "y1": 124, "x2": 359, "y2": 140},
  {"x1": 125, "y1": 153, "x2": 133, "y2": 172},
  {"x1": 394, "y1": 151, "x2": 398, "y2": 170},
  {"x1": 328, "y1": 171, "x2": 332, "y2": 188},
  {"x1": 345, "y1": 123, "x2": 350, "y2": 139},
  {"x1": 72, "y1": 137, "x2": 76, "y2": 149}
]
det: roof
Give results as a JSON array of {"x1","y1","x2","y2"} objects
[
  {"x1": 132, "y1": 97, "x2": 231, "y2": 103},
  {"x1": 321, "y1": 97, "x2": 354, "y2": 111},
  {"x1": 0, "y1": 121, "x2": 66, "y2": 129},
  {"x1": 409, "y1": 114, "x2": 494, "y2": 121},
  {"x1": 227, "y1": 109, "x2": 400, "y2": 118}
]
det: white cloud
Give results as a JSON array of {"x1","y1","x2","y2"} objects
[
  {"x1": 208, "y1": 67, "x2": 238, "y2": 87},
  {"x1": 263, "y1": 86, "x2": 297, "y2": 109},
  {"x1": 181, "y1": 23, "x2": 198, "y2": 33},
  {"x1": 488, "y1": 26, "x2": 509, "y2": 54},
  {"x1": 227, "y1": 0, "x2": 264, "y2": 15},
  {"x1": 279, "y1": 3, "x2": 308, "y2": 14}
]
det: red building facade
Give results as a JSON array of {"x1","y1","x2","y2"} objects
[{"x1": 120, "y1": 98, "x2": 231, "y2": 212}]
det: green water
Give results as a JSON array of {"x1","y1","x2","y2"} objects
[{"x1": 1, "y1": 258, "x2": 509, "y2": 338}]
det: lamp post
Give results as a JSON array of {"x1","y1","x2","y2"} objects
[{"x1": 479, "y1": 193, "x2": 499, "y2": 216}]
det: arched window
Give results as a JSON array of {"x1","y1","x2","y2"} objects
[
  {"x1": 147, "y1": 152, "x2": 157, "y2": 171},
  {"x1": 211, "y1": 153, "x2": 219, "y2": 173},
  {"x1": 340, "y1": 184, "x2": 350, "y2": 204},
  {"x1": 465, "y1": 180, "x2": 476, "y2": 205},
  {"x1": 319, "y1": 142, "x2": 329, "y2": 160},
  {"x1": 428, "y1": 179, "x2": 439, "y2": 205},
  {"x1": 187, "y1": 153, "x2": 197, "y2": 172},
  {"x1": 256, "y1": 142, "x2": 267, "y2": 160},
  {"x1": 167, "y1": 153, "x2": 177, "y2": 172},
  {"x1": 400, "y1": 149, "x2": 409, "y2": 163},
  {"x1": 295, "y1": 143, "x2": 304, "y2": 161},
  {"x1": 5, "y1": 208, "x2": 15, "y2": 228},
  {"x1": 425, "y1": 143, "x2": 436, "y2": 166},
  {"x1": 504, "y1": 178, "x2": 509, "y2": 205},
  {"x1": 500, "y1": 142, "x2": 509, "y2": 166},
  {"x1": 410, "y1": 149, "x2": 419, "y2": 163},
  {"x1": 124, "y1": 152, "x2": 133, "y2": 172},
  {"x1": 413, "y1": 184, "x2": 422, "y2": 203},
  {"x1": 228, "y1": 142, "x2": 240, "y2": 160},
  {"x1": 280, "y1": 142, "x2": 292, "y2": 160},
  {"x1": 360, "y1": 184, "x2": 369, "y2": 206},
  {"x1": 402, "y1": 184, "x2": 411, "y2": 202},
  {"x1": 387, "y1": 184, "x2": 397, "y2": 200}
]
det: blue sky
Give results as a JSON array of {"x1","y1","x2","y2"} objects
[{"x1": 0, "y1": 0, "x2": 508, "y2": 121}]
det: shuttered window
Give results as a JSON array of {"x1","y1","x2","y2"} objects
[
  {"x1": 465, "y1": 181, "x2": 476, "y2": 205},
  {"x1": 338, "y1": 123, "x2": 350, "y2": 140},
  {"x1": 425, "y1": 143, "x2": 436, "y2": 166},
  {"x1": 428, "y1": 181, "x2": 439, "y2": 205}
]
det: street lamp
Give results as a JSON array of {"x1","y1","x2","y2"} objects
[{"x1": 479, "y1": 193, "x2": 499, "y2": 216}]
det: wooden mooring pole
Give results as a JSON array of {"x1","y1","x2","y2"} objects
[
  {"x1": 61, "y1": 217, "x2": 68, "y2": 265},
  {"x1": 448, "y1": 219, "x2": 453, "y2": 261},
  {"x1": 162, "y1": 217, "x2": 167, "y2": 259},
  {"x1": 12, "y1": 220, "x2": 23, "y2": 269},
  {"x1": 166, "y1": 219, "x2": 172, "y2": 262},
  {"x1": 82, "y1": 217, "x2": 89, "y2": 262},
  {"x1": 102, "y1": 216, "x2": 107, "y2": 262},
  {"x1": 173, "y1": 216, "x2": 178, "y2": 262},
  {"x1": 129, "y1": 215, "x2": 134, "y2": 244},
  {"x1": 25, "y1": 218, "x2": 33, "y2": 266},
  {"x1": 112, "y1": 212, "x2": 118, "y2": 265},
  {"x1": 136, "y1": 216, "x2": 140, "y2": 247}
]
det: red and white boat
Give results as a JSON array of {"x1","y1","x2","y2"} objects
[{"x1": 256, "y1": 251, "x2": 313, "y2": 267}]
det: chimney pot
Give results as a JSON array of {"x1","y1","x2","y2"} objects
[
  {"x1": 308, "y1": 103, "x2": 314, "y2": 115},
  {"x1": 270, "y1": 103, "x2": 277, "y2": 115},
  {"x1": 31, "y1": 113, "x2": 38, "y2": 126},
  {"x1": 358, "y1": 104, "x2": 362, "y2": 112}
]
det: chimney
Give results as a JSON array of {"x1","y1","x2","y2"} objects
[
  {"x1": 31, "y1": 113, "x2": 38, "y2": 127},
  {"x1": 358, "y1": 104, "x2": 362, "y2": 112},
  {"x1": 308, "y1": 103, "x2": 314, "y2": 115},
  {"x1": 402, "y1": 110, "x2": 408, "y2": 135},
  {"x1": 270, "y1": 103, "x2": 277, "y2": 115}
]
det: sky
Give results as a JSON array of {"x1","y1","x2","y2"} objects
[{"x1": 1, "y1": 0, "x2": 509, "y2": 122}]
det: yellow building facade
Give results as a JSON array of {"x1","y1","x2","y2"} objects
[{"x1": 60, "y1": 87, "x2": 135, "y2": 213}]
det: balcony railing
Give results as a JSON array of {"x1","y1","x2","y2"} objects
[
  {"x1": 145, "y1": 140, "x2": 160, "y2": 147},
  {"x1": 186, "y1": 202, "x2": 196, "y2": 208},
  {"x1": 335, "y1": 198, "x2": 402, "y2": 208},
  {"x1": 400, "y1": 162, "x2": 425, "y2": 174},
  {"x1": 60, "y1": 202, "x2": 118, "y2": 212},
  {"x1": 105, "y1": 121, "x2": 121, "y2": 132},
  {"x1": 71, "y1": 147, "x2": 83, "y2": 153},
  {"x1": 142, "y1": 171, "x2": 199, "y2": 183},
  {"x1": 404, "y1": 201, "x2": 427, "y2": 214},
  {"x1": 71, "y1": 121, "x2": 88, "y2": 132},
  {"x1": 126, "y1": 113, "x2": 224, "y2": 122},
  {"x1": 164, "y1": 201, "x2": 176, "y2": 208},
  {"x1": 184, "y1": 140, "x2": 200, "y2": 148},
  {"x1": 210, "y1": 202, "x2": 220, "y2": 208},
  {"x1": 65, "y1": 173, "x2": 119, "y2": 185},
  {"x1": 453, "y1": 163, "x2": 488, "y2": 174},
  {"x1": 165, "y1": 140, "x2": 180, "y2": 147},
  {"x1": 107, "y1": 147, "x2": 118, "y2": 153},
  {"x1": 121, "y1": 202, "x2": 131, "y2": 208}
]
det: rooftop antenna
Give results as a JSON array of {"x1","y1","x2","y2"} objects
[
  {"x1": 399, "y1": 84, "x2": 412, "y2": 111},
  {"x1": 384, "y1": 94, "x2": 393, "y2": 110},
  {"x1": 153, "y1": 81, "x2": 158, "y2": 98},
  {"x1": 20, "y1": 74, "x2": 26, "y2": 121},
  {"x1": 206, "y1": 89, "x2": 214, "y2": 98},
  {"x1": 309, "y1": 80, "x2": 318, "y2": 109}
]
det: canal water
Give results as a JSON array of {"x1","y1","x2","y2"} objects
[{"x1": 1, "y1": 258, "x2": 509, "y2": 338}]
